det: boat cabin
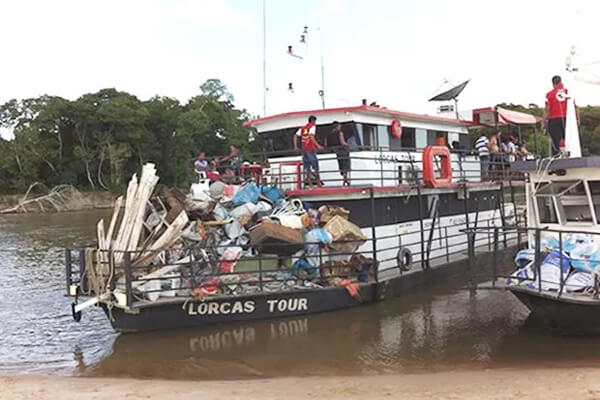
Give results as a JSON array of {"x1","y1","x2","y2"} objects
[
  {"x1": 514, "y1": 157, "x2": 600, "y2": 232},
  {"x1": 244, "y1": 105, "x2": 480, "y2": 191}
]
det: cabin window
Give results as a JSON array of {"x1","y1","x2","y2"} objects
[
  {"x1": 459, "y1": 133, "x2": 470, "y2": 150},
  {"x1": 415, "y1": 128, "x2": 427, "y2": 149},
  {"x1": 536, "y1": 196, "x2": 558, "y2": 224},
  {"x1": 535, "y1": 180, "x2": 594, "y2": 224},
  {"x1": 260, "y1": 122, "x2": 361, "y2": 155},
  {"x1": 361, "y1": 124, "x2": 376, "y2": 149},
  {"x1": 377, "y1": 125, "x2": 389, "y2": 149},
  {"x1": 427, "y1": 130, "x2": 447, "y2": 146},
  {"x1": 587, "y1": 180, "x2": 600, "y2": 222},
  {"x1": 400, "y1": 127, "x2": 416, "y2": 149}
]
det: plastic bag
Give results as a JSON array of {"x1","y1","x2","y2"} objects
[
  {"x1": 230, "y1": 203, "x2": 260, "y2": 218},
  {"x1": 219, "y1": 246, "x2": 243, "y2": 273},
  {"x1": 213, "y1": 203, "x2": 229, "y2": 221},
  {"x1": 225, "y1": 219, "x2": 246, "y2": 240},
  {"x1": 292, "y1": 257, "x2": 318, "y2": 280},
  {"x1": 256, "y1": 201, "x2": 272, "y2": 213},
  {"x1": 564, "y1": 271, "x2": 594, "y2": 292},
  {"x1": 272, "y1": 215, "x2": 304, "y2": 229},
  {"x1": 305, "y1": 228, "x2": 333, "y2": 244},
  {"x1": 261, "y1": 186, "x2": 285, "y2": 203},
  {"x1": 233, "y1": 183, "x2": 260, "y2": 206}
]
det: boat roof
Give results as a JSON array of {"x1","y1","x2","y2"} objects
[
  {"x1": 472, "y1": 106, "x2": 540, "y2": 127},
  {"x1": 244, "y1": 105, "x2": 473, "y2": 132},
  {"x1": 513, "y1": 156, "x2": 600, "y2": 172}
]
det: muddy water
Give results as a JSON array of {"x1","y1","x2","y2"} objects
[{"x1": 2, "y1": 210, "x2": 600, "y2": 380}]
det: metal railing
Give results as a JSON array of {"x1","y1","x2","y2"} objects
[
  {"x1": 464, "y1": 225, "x2": 600, "y2": 298},
  {"x1": 207, "y1": 147, "x2": 526, "y2": 191}
]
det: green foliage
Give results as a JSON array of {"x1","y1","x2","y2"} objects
[{"x1": 0, "y1": 79, "x2": 254, "y2": 194}]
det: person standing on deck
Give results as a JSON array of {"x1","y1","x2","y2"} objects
[
  {"x1": 294, "y1": 115, "x2": 323, "y2": 189},
  {"x1": 325, "y1": 122, "x2": 351, "y2": 186},
  {"x1": 489, "y1": 131, "x2": 501, "y2": 179},
  {"x1": 542, "y1": 75, "x2": 568, "y2": 155},
  {"x1": 475, "y1": 133, "x2": 490, "y2": 181},
  {"x1": 219, "y1": 144, "x2": 244, "y2": 176}
]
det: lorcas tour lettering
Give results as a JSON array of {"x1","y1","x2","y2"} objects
[
  {"x1": 188, "y1": 300, "x2": 255, "y2": 316},
  {"x1": 187, "y1": 298, "x2": 309, "y2": 316}
]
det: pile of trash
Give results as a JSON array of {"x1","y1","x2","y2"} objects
[
  {"x1": 92, "y1": 163, "x2": 377, "y2": 303},
  {"x1": 508, "y1": 233, "x2": 600, "y2": 293}
]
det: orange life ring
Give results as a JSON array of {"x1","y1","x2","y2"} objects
[
  {"x1": 390, "y1": 119, "x2": 402, "y2": 138},
  {"x1": 422, "y1": 145, "x2": 452, "y2": 188}
]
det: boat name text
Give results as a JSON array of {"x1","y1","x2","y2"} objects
[{"x1": 187, "y1": 298, "x2": 308, "y2": 316}]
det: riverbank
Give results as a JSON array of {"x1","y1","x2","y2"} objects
[
  {"x1": 0, "y1": 190, "x2": 116, "y2": 213},
  {"x1": 2, "y1": 367, "x2": 600, "y2": 400}
]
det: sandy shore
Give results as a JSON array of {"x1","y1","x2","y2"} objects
[{"x1": 2, "y1": 368, "x2": 600, "y2": 400}]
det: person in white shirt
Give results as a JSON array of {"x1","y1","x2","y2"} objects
[{"x1": 474, "y1": 134, "x2": 490, "y2": 181}]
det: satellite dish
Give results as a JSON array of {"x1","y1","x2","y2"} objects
[{"x1": 428, "y1": 79, "x2": 470, "y2": 118}]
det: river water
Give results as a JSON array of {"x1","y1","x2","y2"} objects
[{"x1": 2, "y1": 210, "x2": 600, "y2": 380}]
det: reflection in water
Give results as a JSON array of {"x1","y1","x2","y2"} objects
[{"x1": 3, "y1": 210, "x2": 600, "y2": 379}]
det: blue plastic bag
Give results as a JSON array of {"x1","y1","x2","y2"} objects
[
  {"x1": 233, "y1": 183, "x2": 260, "y2": 206},
  {"x1": 261, "y1": 186, "x2": 284, "y2": 203},
  {"x1": 305, "y1": 228, "x2": 332, "y2": 244},
  {"x1": 292, "y1": 257, "x2": 317, "y2": 279}
]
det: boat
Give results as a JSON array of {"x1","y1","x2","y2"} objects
[
  {"x1": 65, "y1": 103, "x2": 530, "y2": 333},
  {"x1": 472, "y1": 53, "x2": 600, "y2": 334},
  {"x1": 478, "y1": 156, "x2": 600, "y2": 334}
]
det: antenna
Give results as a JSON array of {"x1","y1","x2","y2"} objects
[
  {"x1": 262, "y1": 0, "x2": 267, "y2": 116},
  {"x1": 428, "y1": 79, "x2": 470, "y2": 119}
]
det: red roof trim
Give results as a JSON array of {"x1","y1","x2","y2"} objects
[{"x1": 244, "y1": 105, "x2": 473, "y2": 128}]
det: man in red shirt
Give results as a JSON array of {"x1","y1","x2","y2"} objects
[
  {"x1": 293, "y1": 115, "x2": 322, "y2": 188},
  {"x1": 542, "y1": 75, "x2": 568, "y2": 155}
]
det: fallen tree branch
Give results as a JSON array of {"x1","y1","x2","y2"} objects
[{"x1": 0, "y1": 184, "x2": 81, "y2": 214}]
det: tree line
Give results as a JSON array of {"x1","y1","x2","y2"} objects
[{"x1": 0, "y1": 79, "x2": 257, "y2": 194}]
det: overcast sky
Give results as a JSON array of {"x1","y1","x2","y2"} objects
[{"x1": 1, "y1": 0, "x2": 598, "y2": 129}]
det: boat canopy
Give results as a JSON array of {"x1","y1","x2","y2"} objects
[{"x1": 472, "y1": 106, "x2": 539, "y2": 127}]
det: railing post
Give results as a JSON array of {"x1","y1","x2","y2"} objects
[
  {"x1": 79, "y1": 248, "x2": 87, "y2": 294},
  {"x1": 417, "y1": 184, "x2": 425, "y2": 270},
  {"x1": 124, "y1": 252, "x2": 133, "y2": 307},
  {"x1": 445, "y1": 226, "x2": 449, "y2": 263},
  {"x1": 558, "y1": 231, "x2": 564, "y2": 298},
  {"x1": 493, "y1": 227, "x2": 499, "y2": 287},
  {"x1": 370, "y1": 186, "x2": 378, "y2": 282},
  {"x1": 258, "y1": 254, "x2": 264, "y2": 293},
  {"x1": 65, "y1": 248, "x2": 73, "y2": 295},
  {"x1": 534, "y1": 229, "x2": 541, "y2": 293},
  {"x1": 380, "y1": 148, "x2": 384, "y2": 187}
]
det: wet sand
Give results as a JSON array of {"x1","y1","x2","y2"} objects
[{"x1": 3, "y1": 367, "x2": 600, "y2": 400}]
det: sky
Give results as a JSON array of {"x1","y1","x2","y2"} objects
[{"x1": 1, "y1": 0, "x2": 599, "y2": 138}]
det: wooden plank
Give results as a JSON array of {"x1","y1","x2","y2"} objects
[{"x1": 105, "y1": 196, "x2": 123, "y2": 250}]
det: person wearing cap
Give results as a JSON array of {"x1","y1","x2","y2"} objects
[{"x1": 542, "y1": 75, "x2": 568, "y2": 155}]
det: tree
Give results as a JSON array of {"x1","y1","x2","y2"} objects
[
  {"x1": 0, "y1": 79, "x2": 256, "y2": 194},
  {"x1": 200, "y1": 78, "x2": 234, "y2": 103}
]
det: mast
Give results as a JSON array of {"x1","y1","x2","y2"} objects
[
  {"x1": 565, "y1": 46, "x2": 582, "y2": 157},
  {"x1": 262, "y1": 0, "x2": 267, "y2": 116}
]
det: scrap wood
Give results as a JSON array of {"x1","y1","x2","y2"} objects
[
  {"x1": 133, "y1": 210, "x2": 188, "y2": 266},
  {"x1": 127, "y1": 164, "x2": 159, "y2": 253},
  {"x1": 113, "y1": 174, "x2": 139, "y2": 263},
  {"x1": 104, "y1": 196, "x2": 123, "y2": 250}
]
